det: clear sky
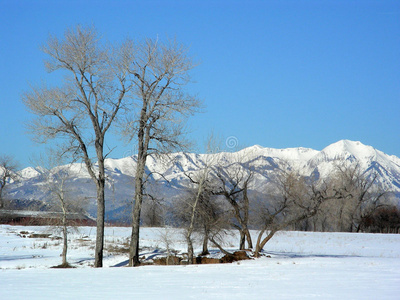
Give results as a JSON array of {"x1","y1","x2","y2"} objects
[{"x1": 1, "y1": 0, "x2": 399, "y2": 168}]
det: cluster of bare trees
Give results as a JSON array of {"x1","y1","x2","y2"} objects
[
  {"x1": 171, "y1": 157, "x2": 393, "y2": 260},
  {"x1": 297, "y1": 164, "x2": 391, "y2": 233},
  {"x1": 172, "y1": 151, "x2": 265, "y2": 261},
  {"x1": 23, "y1": 25, "x2": 200, "y2": 267}
]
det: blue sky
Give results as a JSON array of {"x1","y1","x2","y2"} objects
[{"x1": 1, "y1": 0, "x2": 399, "y2": 168}]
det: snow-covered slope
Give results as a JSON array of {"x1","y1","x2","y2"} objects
[{"x1": 6, "y1": 140, "x2": 400, "y2": 220}]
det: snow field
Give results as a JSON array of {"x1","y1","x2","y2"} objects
[{"x1": 1, "y1": 225, "x2": 400, "y2": 299}]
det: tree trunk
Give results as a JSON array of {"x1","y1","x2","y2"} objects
[
  {"x1": 62, "y1": 213, "x2": 67, "y2": 265},
  {"x1": 243, "y1": 184, "x2": 252, "y2": 249},
  {"x1": 185, "y1": 173, "x2": 205, "y2": 264},
  {"x1": 244, "y1": 227, "x2": 253, "y2": 249},
  {"x1": 186, "y1": 212, "x2": 196, "y2": 265},
  {"x1": 0, "y1": 178, "x2": 6, "y2": 209},
  {"x1": 187, "y1": 235, "x2": 194, "y2": 264},
  {"x1": 129, "y1": 195, "x2": 142, "y2": 266},
  {"x1": 209, "y1": 236, "x2": 232, "y2": 256},
  {"x1": 254, "y1": 228, "x2": 265, "y2": 258},
  {"x1": 239, "y1": 230, "x2": 246, "y2": 250},
  {"x1": 254, "y1": 229, "x2": 276, "y2": 257},
  {"x1": 94, "y1": 177, "x2": 105, "y2": 268},
  {"x1": 201, "y1": 228, "x2": 209, "y2": 256},
  {"x1": 129, "y1": 155, "x2": 146, "y2": 267}
]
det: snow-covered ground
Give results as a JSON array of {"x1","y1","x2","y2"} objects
[{"x1": 1, "y1": 225, "x2": 399, "y2": 299}]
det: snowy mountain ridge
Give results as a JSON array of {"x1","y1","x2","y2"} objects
[{"x1": 6, "y1": 140, "x2": 400, "y2": 219}]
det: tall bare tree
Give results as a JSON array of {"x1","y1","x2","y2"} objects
[
  {"x1": 121, "y1": 38, "x2": 201, "y2": 266},
  {"x1": 0, "y1": 155, "x2": 19, "y2": 209},
  {"x1": 23, "y1": 25, "x2": 130, "y2": 267}
]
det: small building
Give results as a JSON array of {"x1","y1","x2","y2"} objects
[{"x1": 0, "y1": 209, "x2": 96, "y2": 226}]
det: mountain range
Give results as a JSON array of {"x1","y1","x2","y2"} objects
[{"x1": 5, "y1": 140, "x2": 400, "y2": 221}]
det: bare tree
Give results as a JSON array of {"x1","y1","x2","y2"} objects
[
  {"x1": 157, "y1": 227, "x2": 176, "y2": 265},
  {"x1": 196, "y1": 191, "x2": 229, "y2": 256},
  {"x1": 22, "y1": 25, "x2": 130, "y2": 267},
  {"x1": 215, "y1": 162, "x2": 254, "y2": 250},
  {"x1": 120, "y1": 38, "x2": 201, "y2": 266},
  {"x1": 183, "y1": 158, "x2": 214, "y2": 264},
  {"x1": 331, "y1": 163, "x2": 388, "y2": 232},
  {"x1": 181, "y1": 177, "x2": 230, "y2": 259},
  {"x1": 253, "y1": 168, "x2": 346, "y2": 257},
  {"x1": 0, "y1": 155, "x2": 19, "y2": 209},
  {"x1": 39, "y1": 152, "x2": 87, "y2": 267},
  {"x1": 199, "y1": 193, "x2": 232, "y2": 257},
  {"x1": 171, "y1": 135, "x2": 226, "y2": 263}
]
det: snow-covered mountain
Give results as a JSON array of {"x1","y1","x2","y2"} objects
[{"x1": 5, "y1": 140, "x2": 400, "y2": 220}]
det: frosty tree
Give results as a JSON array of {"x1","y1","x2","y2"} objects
[
  {"x1": 23, "y1": 25, "x2": 131, "y2": 267},
  {"x1": 120, "y1": 38, "x2": 201, "y2": 266}
]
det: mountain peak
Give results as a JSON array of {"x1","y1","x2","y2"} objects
[
  {"x1": 313, "y1": 140, "x2": 385, "y2": 167},
  {"x1": 242, "y1": 144, "x2": 264, "y2": 151},
  {"x1": 18, "y1": 167, "x2": 41, "y2": 179},
  {"x1": 329, "y1": 139, "x2": 376, "y2": 154}
]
